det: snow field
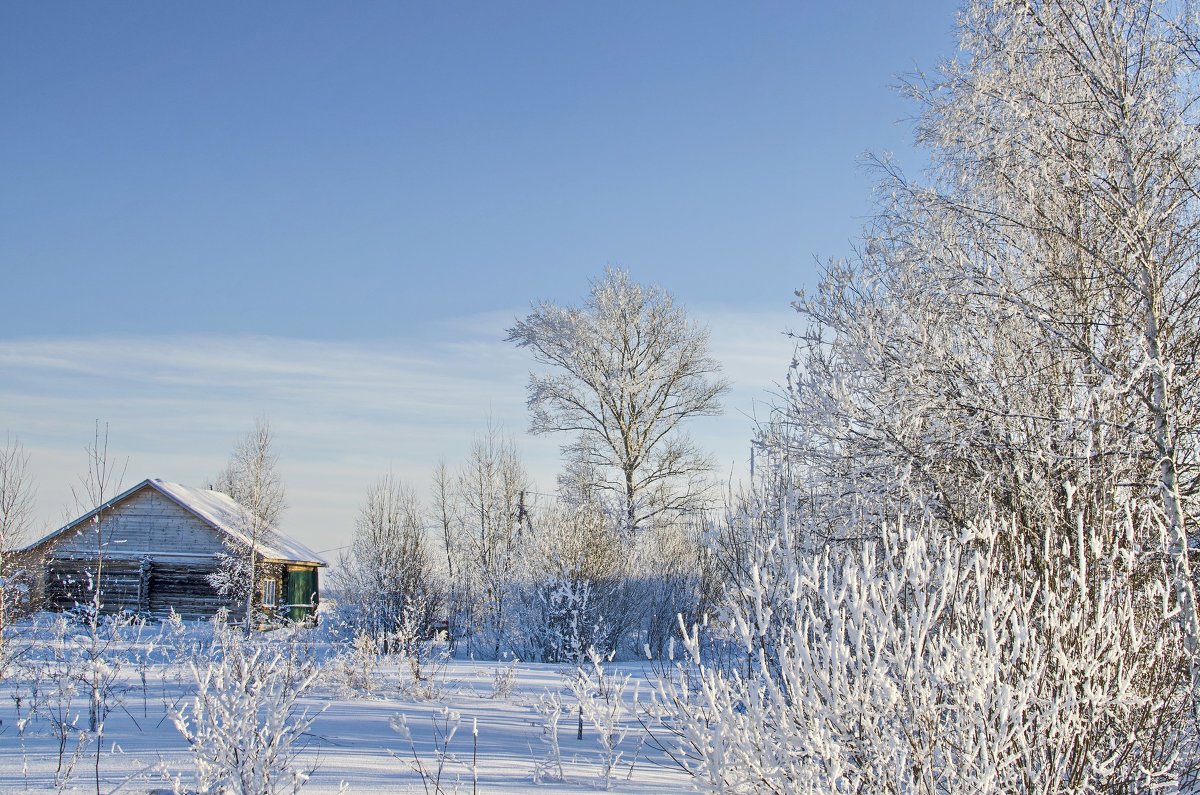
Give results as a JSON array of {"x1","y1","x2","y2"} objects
[{"x1": 0, "y1": 621, "x2": 693, "y2": 794}]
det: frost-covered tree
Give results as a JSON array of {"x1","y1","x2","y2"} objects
[
  {"x1": 663, "y1": 0, "x2": 1200, "y2": 788},
  {"x1": 528, "y1": 502, "x2": 623, "y2": 662},
  {"x1": 333, "y1": 474, "x2": 438, "y2": 653},
  {"x1": 209, "y1": 418, "x2": 286, "y2": 631},
  {"x1": 452, "y1": 422, "x2": 530, "y2": 659},
  {"x1": 508, "y1": 268, "x2": 729, "y2": 532},
  {"x1": 0, "y1": 434, "x2": 35, "y2": 645},
  {"x1": 783, "y1": 0, "x2": 1200, "y2": 653},
  {"x1": 906, "y1": 0, "x2": 1200, "y2": 668}
]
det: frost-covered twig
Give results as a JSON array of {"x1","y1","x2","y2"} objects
[
  {"x1": 532, "y1": 689, "x2": 567, "y2": 784},
  {"x1": 390, "y1": 707, "x2": 472, "y2": 795}
]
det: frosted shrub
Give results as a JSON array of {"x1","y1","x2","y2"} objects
[
  {"x1": 489, "y1": 658, "x2": 518, "y2": 699},
  {"x1": 272, "y1": 621, "x2": 322, "y2": 695},
  {"x1": 569, "y1": 649, "x2": 639, "y2": 790},
  {"x1": 656, "y1": 511, "x2": 1198, "y2": 793},
  {"x1": 156, "y1": 609, "x2": 200, "y2": 720},
  {"x1": 329, "y1": 632, "x2": 380, "y2": 695},
  {"x1": 78, "y1": 612, "x2": 131, "y2": 794},
  {"x1": 532, "y1": 689, "x2": 567, "y2": 784},
  {"x1": 171, "y1": 620, "x2": 322, "y2": 794},
  {"x1": 0, "y1": 594, "x2": 29, "y2": 682},
  {"x1": 395, "y1": 643, "x2": 452, "y2": 701},
  {"x1": 394, "y1": 610, "x2": 453, "y2": 700},
  {"x1": 14, "y1": 612, "x2": 133, "y2": 792},
  {"x1": 27, "y1": 615, "x2": 90, "y2": 790}
]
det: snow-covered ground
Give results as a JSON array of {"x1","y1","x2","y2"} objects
[{"x1": 0, "y1": 619, "x2": 695, "y2": 794}]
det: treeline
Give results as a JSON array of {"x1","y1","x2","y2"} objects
[{"x1": 328, "y1": 424, "x2": 720, "y2": 663}]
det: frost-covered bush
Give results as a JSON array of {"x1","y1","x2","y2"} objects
[
  {"x1": 395, "y1": 636, "x2": 453, "y2": 701},
  {"x1": 22, "y1": 615, "x2": 91, "y2": 789},
  {"x1": 171, "y1": 619, "x2": 321, "y2": 794},
  {"x1": 8, "y1": 611, "x2": 139, "y2": 792},
  {"x1": 532, "y1": 689, "x2": 568, "y2": 784},
  {"x1": 326, "y1": 631, "x2": 380, "y2": 695},
  {"x1": 569, "y1": 649, "x2": 640, "y2": 790},
  {"x1": 656, "y1": 509, "x2": 1198, "y2": 793},
  {"x1": 489, "y1": 658, "x2": 519, "y2": 699}
]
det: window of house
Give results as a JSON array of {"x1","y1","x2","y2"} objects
[{"x1": 263, "y1": 579, "x2": 277, "y2": 607}]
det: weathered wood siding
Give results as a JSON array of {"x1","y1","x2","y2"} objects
[
  {"x1": 48, "y1": 486, "x2": 228, "y2": 563},
  {"x1": 147, "y1": 563, "x2": 229, "y2": 619},
  {"x1": 44, "y1": 557, "x2": 231, "y2": 620},
  {"x1": 42, "y1": 485, "x2": 234, "y2": 620}
]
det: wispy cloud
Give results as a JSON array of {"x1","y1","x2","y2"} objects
[{"x1": 0, "y1": 310, "x2": 791, "y2": 554}]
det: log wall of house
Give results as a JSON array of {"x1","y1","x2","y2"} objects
[
  {"x1": 146, "y1": 563, "x2": 229, "y2": 619},
  {"x1": 44, "y1": 557, "x2": 233, "y2": 621}
]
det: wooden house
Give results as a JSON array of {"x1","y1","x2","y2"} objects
[{"x1": 22, "y1": 478, "x2": 327, "y2": 622}]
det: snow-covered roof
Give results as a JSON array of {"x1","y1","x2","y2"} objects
[
  {"x1": 149, "y1": 479, "x2": 327, "y2": 566},
  {"x1": 25, "y1": 478, "x2": 327, "y2": 567}
]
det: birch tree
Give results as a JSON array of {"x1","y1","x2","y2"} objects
[
  {"x1": 210, "y1": 418, "x2": 286, "y2": 631},
  {"x1": 508, "y1": 268, "x2": 729, "y2": 532},
  {"x1": 0, "y1": 435, "x2": 35, "y2": 649},
  {"x1": 453, "y1": 422, "x2": 530, "y2": 659}
]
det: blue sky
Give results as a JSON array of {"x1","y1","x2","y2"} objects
[{"x1": 1, "y1": 2, "x2": 959, "y2": 554}]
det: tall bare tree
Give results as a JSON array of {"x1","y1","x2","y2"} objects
[
  {"x1": 429, "y1": 460, "x2": 456, "y2": 580},
  {"x1": 0, "y1": 434, "x2": 35, "y2": 646},
  {"x1": 507, "y1": 268, "x2": 729, "y2": 531},
  {"x1": 211, "y1": 418, "x2": 286, "y2": 631},
  {"x1": 70, "y1": 421, "x2": 127, "y2": 628},
  {"x1": 453, "y1": 422, "x2": 529, "y2": 658}
]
